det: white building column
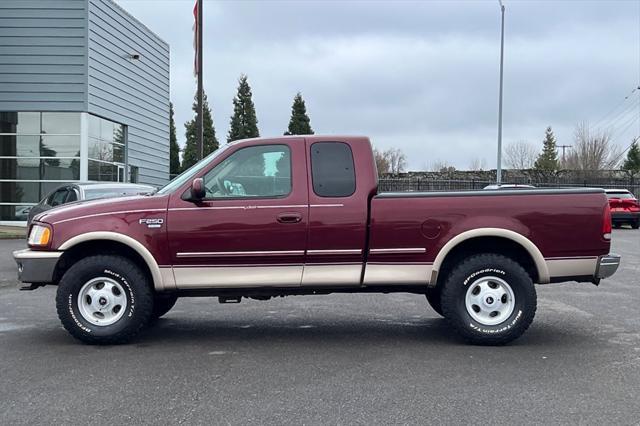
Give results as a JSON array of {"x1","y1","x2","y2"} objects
[{"x1": 80, "y1": 112, "x2": 88, "y2": 181}]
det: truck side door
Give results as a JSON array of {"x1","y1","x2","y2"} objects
[
  {"x1": 167, "y1": 140, "x2": 309, "y2": 288},
  {"x1": 302, "y1": 139, "x2": 370, "y2": 286}
]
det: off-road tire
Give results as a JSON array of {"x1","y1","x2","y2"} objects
[
  {"x1": 425, "y1": 287, "x2": 443, "y2": 316},
  {"x1": 440, "y1": 253, "x2": 536, "y2": 345},
  {"x1": 151, "y1": 294, "x2": 178, "y2": 320},
  {"x1": 56, "y1": 255, "x2": 153, "y2": 344}
]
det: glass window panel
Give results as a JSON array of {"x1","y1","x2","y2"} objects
[
  {"x1": 113, "y1": 124, "x2": 125, "y2": 144},
  {"x1": 0, "y1": 112, "x2": 41, "y2": 134},
  {"x1": 16, "y1": 112, "x2": 41, "y2": 134},
  {"x1": 0, "y1": 135, "x2": 79, "y2": 158},
  {"x1": 100, "y1": 119, "x2": 115, "y2": 142},
  {"x1": 129, "y1": 166, "x2": 139, "y2": 183},
  {"x1": 41, "y1": 113, "x2": 80, "y2": 135},
  {"x1": 0, "y1": 204, "x2": 35, "y2": 221},
  {"x1": 0, "y1": 112, "x2": 18, "y2": 133},
  {"x1": 88, "y1": 114, "x2": 101, "y2": 139},
  {"x1": 310, "y1": 142, "x2": 356, "y2": 197},
  {"x1": 88, "y1": 138, "x2": 114, "y2": 162},
  {"x1": 41, "y1": 158, "x2": 81, "y2": 180},
  {"x1": 0, "y1": 135, "x2": 20, "y2": 156},
  {"x1": 89, "y1": 139, "x2": 124, "y2": 164},
  {"x1": 88, "y1": 160, "x2": 118, "y2": 182},
  {"x1": 203, "y1": 145, "x2": 291, "y2": 198},
  {"x1": 113, "y1": 143, "x2": 124, "y2": 163},
  {"x1": 40, "y1": 135, "x2": 80, "y2": 158},
  {"x1": 0, "y1": 158, "x2": 39, "y2": 180},
  {"x1": 0, "y1": 181, "x2": 43, "y2": 203}
]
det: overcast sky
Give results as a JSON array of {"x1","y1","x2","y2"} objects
[{"x1": 117, "y1": 0, "x2": 640, "y2": 170}]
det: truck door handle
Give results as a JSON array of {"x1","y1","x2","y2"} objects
[{"x1": 277, "y1": 212, "x2": 302, "y2": 223}]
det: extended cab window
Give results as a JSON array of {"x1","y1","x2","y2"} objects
[
  {"x1": 203, "y1": 145, "x2": 291, "y2": 198},
  {"x1": 311, "y1": 142, "x2": 356, "y2": 197}
]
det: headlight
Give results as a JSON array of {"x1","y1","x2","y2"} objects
[{"x1": 28, "y1": 224, "x2": 52, "y2": 247}]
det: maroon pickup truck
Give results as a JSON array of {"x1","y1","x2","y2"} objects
[{"x1": 14, "y1": 136, "x2": 620, "y2": 345}]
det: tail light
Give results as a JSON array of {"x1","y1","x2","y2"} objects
[
  {"x1": 602, "y1": 203, "x2": 612, "y2": 240},
  {"x1": 629, "y1": 199, "x2": 640, "y2": 212}
]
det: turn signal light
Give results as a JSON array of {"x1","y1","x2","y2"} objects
[{"x1": 28, "y1": 225, "x2": 51, "y2": 247}]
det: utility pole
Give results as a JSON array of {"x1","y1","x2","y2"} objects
[
  {"x1": 496, "y1": 0, "x2": 505, "y2": 184},
  {"x1": 196, "y1": 0, "x2": 204, "y2": 160},
  {"x1": 558, "y1": 144, "x2": 572, "y2": 164}
]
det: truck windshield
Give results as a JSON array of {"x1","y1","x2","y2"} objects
[{"x1": 157, "y1": 144, "x2": 233, "y2": 195}]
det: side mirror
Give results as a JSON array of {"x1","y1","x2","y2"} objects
[{"x1": 191, "y1": 178, "x2": 205, "y2": 200}]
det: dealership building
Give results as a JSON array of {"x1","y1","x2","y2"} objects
[{"x1": 0, "y1": 0, "x2": 170, "y2": 224}]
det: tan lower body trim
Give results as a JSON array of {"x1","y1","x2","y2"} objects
[
  {"x1": 301, "y1": 264, "x2": 362, "y2": 286},
  {"x1": 545, "y1": 257, "x2": 598, "y2": 279},
  {"x1": 172, "y1": 265, "x2": 303, "y2": 289},
  {"x1": 363, "y1": 263, "x2": 432, "y2": 286}
]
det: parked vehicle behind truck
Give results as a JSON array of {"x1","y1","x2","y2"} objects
[{"x1": 14, "y1": 136, "x2": 621, "y2": 345}]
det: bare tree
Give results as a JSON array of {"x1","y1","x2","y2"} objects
[
  {"x1": 373, "y1": 147, "x2": 390, "y2": 176},
  {"x1": 504, "y1": 141, "x2": 536, "y2": 169},
  {"x1": 565, "y1": 123, "x2": 622, "y2": 171},
  {"x1": 430, "y1": 160, "x2": 456, "y2": 173},
  {"x1": 385, "y1": 148, "x2": 407, "y2": 174},
  {"x1": 468, "y1": 157, "x2": 487, "y2": 171},
  {"x1": 372, "y1": 147, "x2": 407, "y2": 176}
]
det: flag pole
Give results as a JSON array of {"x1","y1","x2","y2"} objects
[{"x1": 196, "y1": 0, "x2": 204, "y2": 161}]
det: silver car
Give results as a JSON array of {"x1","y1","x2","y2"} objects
[{"x1": 27, "y1": 182, "x2": 156, "y2": 225}]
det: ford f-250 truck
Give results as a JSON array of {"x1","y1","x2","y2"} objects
[{"x1": 14, "y1": 136, "x2": 621, "y2": 345}]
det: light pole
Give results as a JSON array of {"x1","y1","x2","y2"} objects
[{"x1": 496, "y1": 0, "x2": 505, "y2": 184}]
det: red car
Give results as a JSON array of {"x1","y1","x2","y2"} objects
[
  {"x1": 14, "y1": 136, "x2": 620, "y2": 345},
  {"x1": 605, "y1": 189, "x2": 639, "y2": 229}
]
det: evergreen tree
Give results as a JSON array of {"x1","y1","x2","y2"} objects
[
  {"x1": 182, "y1": 91, "x2": 219, "y2": 171},
  {"x1": 534, "y1": 126, "x2": 559, "y2": 171},
  {"x1": 169, "y1": 102, "x2": 181, "y2": 175},
  {"x1": 227, "y1": 74, "x2": 259, "y2": 143},
  {"x1": 622, "y1": 139, "x2": 640, "y2": 176},
  {"x1": 284, "y1": 92, "x2": 314, "y2": 135}
]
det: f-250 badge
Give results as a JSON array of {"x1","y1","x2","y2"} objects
[{"x1": 139, "y1": 218, "x2": 163, "y2": 228}]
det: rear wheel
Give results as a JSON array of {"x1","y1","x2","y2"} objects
[
  {"x1": 632, "y1": 220, "x2": 639, "y2": 230},
  {"x1": 56, "y1": 255, "x2": 153, "y2": 344},
  {"x1": 440, "y1": 253, "x2": 536, "y2": 345},
  {"x1": 425, "y1": 287, "x2": 443, "y2": 316}
]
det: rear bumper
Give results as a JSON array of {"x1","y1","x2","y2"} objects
[
  {"x1": 13, "y1": 249, "x2": 62, "y2": 283},
  {"x1": 596, "y1": 253, "x2": 621, "y2": 280},
  {"x1": 611, "y1": 211, "x2": 640, "y2": 222}
]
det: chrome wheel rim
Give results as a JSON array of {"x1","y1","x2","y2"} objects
[
  {"x1": 77, "y1": 277, "x2": 128, "y2": 326},
  {"x1": 465, "y1": 276, "x2": 515, "y2": 326}
]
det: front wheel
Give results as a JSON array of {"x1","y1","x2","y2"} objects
[
  {"x1": 425, "y1": 287, "x2": 443, "y2": 316},
  {"x1": 152, "y1": 294, "x2": 178, "y2": 320},
  {"x1": 440, "y1": 254, "x2": 536, "y2": 345},
  {"x1": 56, "y1": 255, "x2": 154, "y2": 344}
]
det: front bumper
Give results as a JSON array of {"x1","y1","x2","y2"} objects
[
  {"x1": 13, "y1": 249, "x2": 62, "y2": 283},
  {"x1": 596, "y1": 253, "x2": 621, "y2": 280}
]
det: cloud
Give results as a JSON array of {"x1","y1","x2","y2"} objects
[{"x1": 117, "y1": 0, "x2": 640, "y2": 170}]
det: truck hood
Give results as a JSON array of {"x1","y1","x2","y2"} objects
[{"x1": 34, "y1": 194, "x2": 170, "y2": 225}]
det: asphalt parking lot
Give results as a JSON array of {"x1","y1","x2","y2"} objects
[{"x1": 0, "y1": 230, "x2": 638, "y2": 424}]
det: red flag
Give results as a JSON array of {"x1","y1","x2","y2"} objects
[{"x1": 193, "y1": 0, "x2": 198, "y2": 77}]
